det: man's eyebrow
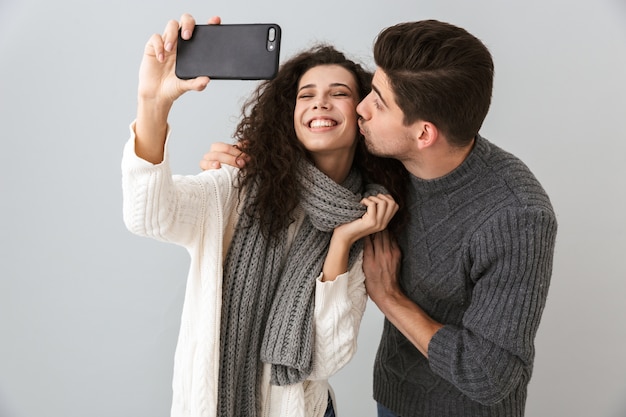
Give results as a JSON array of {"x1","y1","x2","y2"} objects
[
  {"x1": 298, "y1": 83, "x2": 354, "y2": 93},
  {"x1": 371, "y1": 84, "x2": 388, "y2": 107}
]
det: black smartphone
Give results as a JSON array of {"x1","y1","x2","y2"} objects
[{"x1": 175, "y1": 23, "x2": 281, "y2": 80}]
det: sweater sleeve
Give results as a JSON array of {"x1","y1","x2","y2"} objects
[
  {"x1": 308, "y1": 252, "x2": 368, "y2": 380},
  {"x1": 427, "y1": 207, "x2": 557, "y2": 405},
  {"x1": 121, "y1": 122, "x2": 238, "y2": 248}
]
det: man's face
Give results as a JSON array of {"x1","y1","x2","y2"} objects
[{"x1": 357, "y1": 68, "x2": 416, "y2": 159}]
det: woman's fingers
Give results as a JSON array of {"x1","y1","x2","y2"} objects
[
  {"x1": 179, "y1": 13, "x2": 197, "y2": 40},
  {"x1": 145, "y1": 33, "x2": 166, "y2": 62},
  {"x1": 148, "y1": 15, "x2": 220, "y2": 64},
  {"x1": 361, "y1": 194, "x2": 399, "y2": 230},
  {"x1": 207, "y1": 16, "x2": 222, "y2": 25},
  {"x1": 158, "y1": 19, "x2": 181, "y2": 59}
]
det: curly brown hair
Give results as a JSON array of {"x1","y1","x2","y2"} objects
[{"x1": 235, "y1": 44, "x2": 408, "y2": 238}]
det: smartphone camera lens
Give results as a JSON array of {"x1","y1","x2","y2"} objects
[{"x1": 267, "y1": 27, "x2": 277, "y2": 52}]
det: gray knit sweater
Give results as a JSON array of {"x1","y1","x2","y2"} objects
[{"x1": 374, "y1": 135, "x2": 558, "y2": 417}]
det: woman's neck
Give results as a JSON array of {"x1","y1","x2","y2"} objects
[{"x1": 312, "y1": 152, "x2": 355, "y2": 183}]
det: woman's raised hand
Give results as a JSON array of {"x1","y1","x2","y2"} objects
[
  {"x1": 134, "y1": 15, "x2": 221, "y2": 164},
  {"x1": 138, "y1": 14, "x2": 221, "y2": 105}
]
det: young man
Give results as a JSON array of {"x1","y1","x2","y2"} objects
[
  {"x1": 203, "y1": 19, "x2": 557, "y2": 417},
  {"x1": 357, "y1": 20, "x2": 558, "y2": 417}
]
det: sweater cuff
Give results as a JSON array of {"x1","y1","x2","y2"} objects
[
  {"x1": 314, "y1": 272, "x2": 351, "y2": 320},
  {"x1": 427, "y1": 325, "x2": 457, "y2": 376}
]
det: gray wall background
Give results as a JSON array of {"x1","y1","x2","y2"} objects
[{"x1": 1, "y1": 0, "x2": 625, "y2": 416}]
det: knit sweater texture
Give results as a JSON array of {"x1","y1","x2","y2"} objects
[
  {"x1": 121, "y1": 124, "x2": 368, "y2": 417},
  {"x1": 374, "y1": 135, "x2": 558, "y2": 417}
]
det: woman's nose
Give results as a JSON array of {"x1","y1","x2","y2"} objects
[{"x1": 313, "y1": 100, "x2": 329, "y2": 109}]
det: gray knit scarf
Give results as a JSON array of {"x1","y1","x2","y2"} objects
[{"x1": 217, "y1": 158, "x2": 386, "y2": 417}]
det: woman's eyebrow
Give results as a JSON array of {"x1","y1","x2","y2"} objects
[{"x1": 298, "y1": 83, "x2": 353, "y2": 93}]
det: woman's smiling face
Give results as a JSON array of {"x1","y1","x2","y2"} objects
[{"x1": 293, "y1": 64, "x2": 360, "y2": 160}]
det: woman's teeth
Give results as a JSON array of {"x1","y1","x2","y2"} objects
[{"x1": 310, "y1": 119, "x2": 336, "y2": 128}]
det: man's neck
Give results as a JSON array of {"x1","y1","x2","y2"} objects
[{"x1": 404, "y1": 137, "x2": 475, "y2": 180}]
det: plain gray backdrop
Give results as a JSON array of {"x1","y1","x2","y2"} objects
[{"x1": 1, "y1": 0, "x2": 625, "y2": 416}]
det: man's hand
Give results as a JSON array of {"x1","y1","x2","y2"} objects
[
  {"x1": 362, "y1": 230, "x2": 403, "y2": 304},
  {"x1": 363, "y1": 230, "x2": 443, "y2": 358},
  {"x1": 199, "y1": 142, "x2": 249, "y2": 170}
]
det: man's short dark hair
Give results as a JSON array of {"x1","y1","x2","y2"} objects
[{"x1": 374, "y1": 20, "x2": 494, "y2": 147}]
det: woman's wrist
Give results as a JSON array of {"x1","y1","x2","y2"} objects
[
  {"x1": 134, "y1": 98, "x2": 171, "y2": 164},
  {"x1": 137, "y1": 96, "x2": 172, "y2": 121}
]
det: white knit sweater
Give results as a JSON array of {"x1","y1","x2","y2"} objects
[{"x1": 121, "y1": 124, "x2": 368, "y2": 417}]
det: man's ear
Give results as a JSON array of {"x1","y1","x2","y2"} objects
[{"x1": 415, "y1": 121, "x2": 439, "y2": 150}]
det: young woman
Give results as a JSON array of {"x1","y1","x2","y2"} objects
[{"x1": 122, "y1": 14, "x2": 407, "y2": 417}]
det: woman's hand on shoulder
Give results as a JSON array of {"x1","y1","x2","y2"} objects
[{"x1": 138, "y1": 14, "x2": 221, "y2": 105}]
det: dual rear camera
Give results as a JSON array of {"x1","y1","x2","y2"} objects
[{"x1": 267, "y1": 27, "x2": 277, "y2": 51}]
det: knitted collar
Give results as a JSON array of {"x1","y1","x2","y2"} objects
[{"x1": 408, "y1": 134, "x2": 492, "y2": 198}]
